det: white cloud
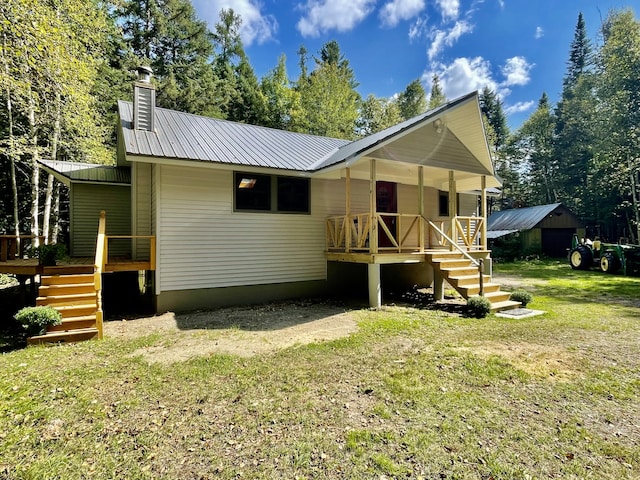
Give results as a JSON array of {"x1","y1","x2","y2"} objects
[
  {"x1": 534, "y1": 26, "x2": 544, "y2": 39},
  {"x1": 380, "y1": 0, "x2": 426, "y2": 27},
  {"x1": 425, "y1": 57, "x2": 497, "y2": 100},
  {"x1": 504, "y1": 100, "x2": 535, "y2": 115},
  {"x1": 427, "y1": 20, "x2": 473, "y2": 60},
  {"x1": 195, "y1": 0, "x2": 278, "y2": 45},
  {"x1": 436, "y1": 0, "x2": 460, "y2": 20},
  {"x1": 297, "y1": 0, "x2": 376, "y2": 37},
  {"x1": 409, "y1": 17, "x2": 429, "y2": 41},
  {"x1": 502, "y1": 56, "x2": 533, "y2": 86}
]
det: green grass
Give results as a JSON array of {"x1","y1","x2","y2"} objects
[{"x1": 1, "y1": 260, "x2": 639, "y2": 479}]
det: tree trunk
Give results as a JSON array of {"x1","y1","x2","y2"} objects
[
  {"x1": 28, "y1": 91, "x2": 40, "y2": 247},
  {"x1": 43, "y1": 92, "x2": 61, "y2": 244},
  {"x1": 52, "y1": 181, "x2": 61, "y2": 244},
  {"x1": 3, "y1": 32, "x2": 20, "y2": 239},
  {"x1": 630, "y1": 158, "x2": 640, "y2": 244}
]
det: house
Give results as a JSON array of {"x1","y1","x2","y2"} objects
[
  {"x1": 487, "y1": 203, "x2": 585, "y2": 258},
  {"x1": 2, "y1": 68, "x2": 520, "y2": 343}
]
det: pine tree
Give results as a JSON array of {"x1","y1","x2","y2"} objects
[
  {"x1": 397, "y1": 79, "x2": 427, "y2": 120},
  {"x1": 428, "y1": 74, "x2": 446, "y2": 110},
  {"x1": 479, "y1": 87, "x2": 508, "y2": 150}
]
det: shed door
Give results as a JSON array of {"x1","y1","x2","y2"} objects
[
  {"x1": 376, "y1": 181, "x2": 397, "y2": 248},
  {"x1": 542, "y1": 228, "x2": 576, "y2": 257}
]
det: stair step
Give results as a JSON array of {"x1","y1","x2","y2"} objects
[
  {"x1": 39, "y1": 283, "x2": 96, "y2": 296},
  {"x1": 40, "y1": 274, "x2": 94, "y2": 286},
  {"x1": 37, "y1": 292, "x2": 97, "y2": 307},
  {"x1": 48, "y1": 316, "x2": 97, "y2": 332},
  {"x1": 51, "y1": 304, "x2": 98, "y2": 318},
  {"x1": 482, "y1": 291, "x2": 512, "y2": 303},
  {"x1": 489, "y1": 300, "x2": 522, "y2": 312},
  {"x1": 433, "y1": 259, "x2": 474, "y2": 268},
  {"x1": 27, "y1": 327, "x2": 100, "y2": 345},
  {"x1": 439, "y1": 266, "x2": 478, "y2": 276},
  {"x1": 449, "y1": 274, "x2": 491, "y2": 286},
  {"x1": 460, "y1": 283, "x2": 501, "y2": 296}
]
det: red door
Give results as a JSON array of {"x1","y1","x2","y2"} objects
[{"x1": 376, "y1": 181, "x2": 397, "y2": 247}]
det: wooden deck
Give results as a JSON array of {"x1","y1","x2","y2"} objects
[{"x1": 0, "y1": 257, "x2": 154, "y2": 276}]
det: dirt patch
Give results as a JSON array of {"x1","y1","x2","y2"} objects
[
  {"x1": 105, "y1": 301, "x2": 358, "y2": 364},
  {"x1": 458, "y1": 341, "x2": 579, "y2": 380}
]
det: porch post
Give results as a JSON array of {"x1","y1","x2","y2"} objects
[
  {"x1": 345, "y1": 168, "x2": 351, "y2": 252},
  {"x1": 448, "y1": 171, "x2": 457, "y2": 251},
  {"x1": 418, "y1": 166, "x2": 425, "y2": 251},
  {"x1": 368, "y1": 263, "x2": 382, "y2": 309},
  {"x1": 369, "y1": 159, "x2": 378, "y2": 254},
  {"x1": 433, "y1": 268, "x2": 444, "y2": 301},
  {"x1": 481, "y1": 175, "x2": 487, "y2": 250}
]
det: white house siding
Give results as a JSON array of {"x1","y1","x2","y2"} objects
[
  {"x1": 157, "y1": 165, "x2": 347, "y2": 293},
  {"x1": 133, "y1": 162, "x2": 152, "y2": 259},
  {"x1": 70, "y1": 183, "x2": 131, "y2": 256}
]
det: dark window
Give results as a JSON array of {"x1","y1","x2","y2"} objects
[
  {"x1": 234, "y1": 172, "x2": 310, "y2": 214},
  {"x1": 235, "y1": 173, "x2": 271, "y2": 211},
  {"x1": 277, "y1": 177, "x2": 310, "y2": 213},
  {"x1": 439, "y1": 191, "x2": 449, "y2": 217}
]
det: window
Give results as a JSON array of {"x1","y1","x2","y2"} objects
[
  {"x1": 438, "y1": 190, "x2": 460, "y2": 217},
  {"x1": 234, "y1": 172, "x2": 310, "y2": 214}
]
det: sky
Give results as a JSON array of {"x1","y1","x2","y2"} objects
[{"x1": 190, "y1": 0, "x2": 636, "y2": 130}]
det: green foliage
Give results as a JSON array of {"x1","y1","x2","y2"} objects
[
  {"x1": 510, "y1": 289, "x2": 533, "y2": 307},
  {"x1": 466, "y1": 296, "x2": 492, "y2": 318},
  {"x1": 428, "y1": 74, "x2": 447, "y2": 110},
  {"x1": 358, "y1": 94, "x2": 401, "y2": 136},
  {"x1": 0, "y1": 274, "x2": 16, "y2": 286},
  {"x1": 397, "y1": 79, "x2": 426, "y2": 120},
  {"x1": 27, "y1": 243, "x2": 66, "y2": 266},
  {"x1": 14, "y1": 306, "x2": 62, "y2": 336}
]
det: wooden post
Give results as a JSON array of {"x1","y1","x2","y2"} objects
[
  {"x1": 481, "y1": 175, "x2": 487, "y2": 250},
  {"x1": 345, "y1": 168, "x2": 351, "y2": 253},
  {"x1": 418, "y1": 166, "x2": 425, "y2": 251},
  {"x1": 449, "y1": 171, "x2": 456, "y2": 251},
  {"x1": 369, "y1": 159, "x2": 378, "y2": 254},
  {"x1": 368, "y1": 263, "x2": 382, "y2": 309},
  {"x1": 433, "y1": 268, "x2": 444, "y2": 301}
]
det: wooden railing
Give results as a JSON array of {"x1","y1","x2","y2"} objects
[
  {"x1": 94, "y1": 211, "x2": 107, "y2": 340},
  {"x1": 104, "y1": 235, "x2": 156, "y2": 271},
  {"x1": 327, "y1": 214, "x2": 487, "y2": 253},
  {"x1": 0, "y1": 235, "x2": 45, "y2": 262}
]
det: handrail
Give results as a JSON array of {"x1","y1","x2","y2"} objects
[
  {"x1": 93, "y1": 210, "x2": 106, "y2": 339},
  {"x1": 426, "y1": 217, "x2": 480, "y2": 267}
]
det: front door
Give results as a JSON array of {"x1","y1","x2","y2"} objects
[{"x1": 376, "y1": 181, "x2": 397, "y2": 247}]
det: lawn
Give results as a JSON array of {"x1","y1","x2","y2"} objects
[{"x1": 1, "y1": 261, "x2": 639, "y2": 479}]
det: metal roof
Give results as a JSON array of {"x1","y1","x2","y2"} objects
[
  {"x1": 487, "y1": 203, "x2": 563, "y2": 232},
  {"x1": 39, "y1": 159, "x2": 130, "y2": 185},
  {"x1": 118, "y1": 101, "x2": 349, "y2": 171}
]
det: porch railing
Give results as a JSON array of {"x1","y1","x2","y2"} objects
[
  {"x1": 0, "y1": 235, "x2": 45, "y2": 262},
  {"x1": 326, "y1": 213, "x2": 486, "y2": 253}
]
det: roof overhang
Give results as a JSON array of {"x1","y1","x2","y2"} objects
[{"x1": 38, "y1": 160, "x2": 131, "y2": 187}]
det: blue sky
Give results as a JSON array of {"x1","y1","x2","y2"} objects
[{"x1": 191, "y1": 0, "x2": 635, "y2": 130}]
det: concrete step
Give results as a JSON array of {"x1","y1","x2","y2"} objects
[
  {"x1": 40, "y1": 273, "x2": 94, "y2": 286},
  {"x1": 27, "y1": 327, "x2": 100, "y2": 345}
]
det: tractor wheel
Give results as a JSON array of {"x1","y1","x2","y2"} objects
[
  {"x1": 600, "y1": 252, "x2": 620, "y2": 274},
  {"x1": 569, "y1": 246, "x2": 592, "y2": 270}
]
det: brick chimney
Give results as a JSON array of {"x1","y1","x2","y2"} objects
[{"x1": 133, "y1": 66, "x2": 155, "y2": 132}]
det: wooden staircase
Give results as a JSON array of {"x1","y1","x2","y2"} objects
[
  {"x1": 425, "y1": 251, "x2": 520, "y2": 312},
  {"x1": 27, "y1": 272, "x2": 102, "y2": 344}
]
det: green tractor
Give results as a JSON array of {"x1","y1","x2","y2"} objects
[{"x1": 569, "y1": 234, "x2": 640, "y2": 275}]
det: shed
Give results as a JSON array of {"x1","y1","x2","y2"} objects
[{"x1": 487, "y1": 203, "x2": 585, "y2": 257}]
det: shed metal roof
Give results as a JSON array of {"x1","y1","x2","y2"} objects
[
  {"x1": 487, "y1": 203, "x2": 563, "y2": 232},
  {"x1": 39, "y1": 159, "x2": 130, "y2": 185}
]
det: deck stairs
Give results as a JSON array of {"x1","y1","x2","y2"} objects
[
  {"x1": 27, "y1": 269, "x2": 102, "y2": 345},
  {"x1": 425, "y1": 251, "x2": 521, "y2": 312}
]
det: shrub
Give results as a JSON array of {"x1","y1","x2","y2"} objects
[
  {"x1": 510, "y1": 289, "x2": 533, "y2": 307},
  {"x1": 0, "y1": 273, "x2": 17, "y2": 286},
  {"x1": 466, "y1": 296, "x2": 492, "y2": 318},
  {"x1": 27, "y1": 243, "x2": 66, "y2": 266},
  {"x1": 14, "y1": 306, "x2": 62, "y2": 336}
]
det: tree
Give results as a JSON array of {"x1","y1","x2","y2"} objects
[
  {"x1": 428, "y1": 74, "x2": 447, "y2": 110},
  {"x1": 261, "y1": 55, "x2": 302, "y2": 131},
  {"x1": 297, "y1": 41, "x2": 360, "y2": 138},
  {"x1": 358, "y1": 94, "x2": 402, "y2": 136},
  {"x1": 508, "y1": 93, "x2": 558, "y2": 206},
  {"x1": 479, "y1": 87, "x2": 508, "y2": 150},
  {"x1": 595, "y1": 9, "x2": 640, "y2": 241},
  {"x1": 397, "y1": 79, "x2": 426, "y2": 120}
]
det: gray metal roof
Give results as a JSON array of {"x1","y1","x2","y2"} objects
[
  {"x1": 486, "y1": 229, "x2": 519, "y2": 239},
  {"x1": 487, "y1": 203, "x2": 562, "y2": 232},
  {"x1": 118, "y1": 101, "x2": 349, "y2": 171},
  {"x1": 39, "y1": 159, "x2": 130, "y2": 185}
]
